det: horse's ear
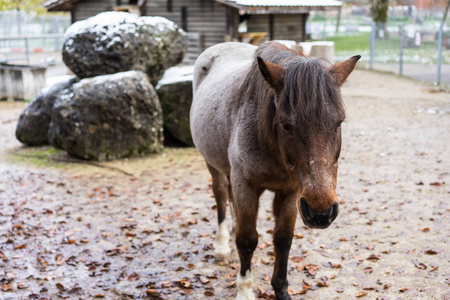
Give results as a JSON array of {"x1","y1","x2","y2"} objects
[
  {"x1": 331, "y1": 55, "x2": 361, "y2": 86},
  {"x1": 257, "y1": 56, "x2": 284, "y2": 91}
]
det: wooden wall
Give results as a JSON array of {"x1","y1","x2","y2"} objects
[
  {"x1": 247, "y1": 13, "x2": 307, "y2": 43},
  {"x1": 144, "y1": 0, "x2": 228, "y2": 50},
  {"x1": 73, "y1": 0, "x2": 115, "y2": 22}
]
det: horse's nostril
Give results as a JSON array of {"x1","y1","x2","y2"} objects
[
  {"x1": 300, "y1": 198, "x2": 339, "y2": 229},
  {"x1": 300, "y1": 197, "x2": 310, "y2": 218}
]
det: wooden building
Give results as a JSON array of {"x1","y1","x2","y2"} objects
[{"x1": 46, "y1": 0, "x2": 341, "y2": 62}]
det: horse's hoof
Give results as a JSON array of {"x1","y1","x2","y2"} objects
[
  {"x1": 236, "y1": 291, "x2": 256, "y2": 300},
  {"x1": 275, "y1": 293, "x2": 291, "y2": 300},
  {"x1": 214, "y1": 253, "x2": 230, "y2": 265}
]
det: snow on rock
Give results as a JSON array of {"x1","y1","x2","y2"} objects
[
  {"x1": 156, "y1": 65, "x2": 194, "y2": 89},
  {"x1": 62, "y1": 12, "x2": 188, "y2": 85},
  {"x1": 156, "y1": 65, "x2": 194, "y2": 146}
]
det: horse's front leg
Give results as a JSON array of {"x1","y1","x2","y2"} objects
[
  {"x1": 232, "y1": 178, "x2": 263, "y2": 300},
  {"x1": 271, "y1": 192, "x2": 297, "y2": 300}
]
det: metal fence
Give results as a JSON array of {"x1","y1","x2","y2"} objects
[
  {"x1": 369, "y1": 19, "x2": 449, "y2": 85},
  {"x1": 0, "y1": 10, "x2": 70, "y2": 64},
  {"x1": 310, "y1": 5, "x2": 450, "y2": 86}
]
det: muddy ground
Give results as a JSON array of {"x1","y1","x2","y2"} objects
[{"x1": 0, "y1": 69, "x2": 449, "y2": 300}]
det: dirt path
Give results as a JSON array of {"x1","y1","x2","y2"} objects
[{"x1": 0, "y1": 69, "x2": 449, "y2": 300}]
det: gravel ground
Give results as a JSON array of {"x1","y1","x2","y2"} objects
[{"x1": 0, "y1": 69, "x2": 449, "y2": 300}]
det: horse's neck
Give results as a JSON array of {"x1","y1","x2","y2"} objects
[{"x1": 238, "y1": 97, "x2": 283, "y2": 160}]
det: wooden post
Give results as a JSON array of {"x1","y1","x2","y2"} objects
[
  {"x1": 181, "y1": 6, "x2": 187, "y2": 32},
  {"x1": 437, "y1": 0, "x2": 450, "y2": 84},
  {"x1": 226, "y1": 7, "x2": 238, "y2": 42},
  {"x1": 269, "y1": 14, "x2": 274, "y2": 40},
  {"x1": 336, "y1": 6, "x2": 341, "y2": 34},
  {"x1": 300, "y1": 13, "x2": 309, "y2": 42},
  {"x1": 70, "y1": 10, "x2": 76, "y2": 24}
]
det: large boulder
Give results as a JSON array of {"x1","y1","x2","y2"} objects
[
  {"x1": 156, "y1": 66, "x2": 194, "y2": 146},
  {"x1": 48, "y1": 71, "x2": 163, "y2": 161},
  {"x1": 62, "y1": 12, "x2": 188, "y2": 85},
  {"x1": 15, "y1": 76, "x2": 77, "y2": 146}
]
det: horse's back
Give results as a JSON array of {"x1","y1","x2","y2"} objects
[
  {"x1": 191, "y1": 42, "x2": 256, "y2": 174},
  {"x1": 193, "y1": 42, "x2": 256, "y2": 92}
]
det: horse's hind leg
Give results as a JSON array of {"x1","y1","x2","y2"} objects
[{"x1": 206, "y1": 163, "x2": 231, "y2": 265}]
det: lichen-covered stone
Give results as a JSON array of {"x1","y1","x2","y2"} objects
[
  {"x1": 15, "y1": 77, "x2": 77, "y2": 145},
  {"x1": 48, "y1": 71, "x2": 163, "y2": 161},
  {"x1": 156, "y1": 66, "x2": 194, "y2": 146},
  {"x1": 62, "y1": 12, "x2": 188, "y2": 85}
]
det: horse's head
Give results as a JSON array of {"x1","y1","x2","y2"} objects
[{"x1": 257, "y1": 54, "x2": 360, "y2": 229}]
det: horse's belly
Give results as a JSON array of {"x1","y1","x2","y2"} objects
[{"x1": 190, "y1": 68, "x2": 240, "y2": 173}]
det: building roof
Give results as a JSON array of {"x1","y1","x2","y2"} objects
[
  {"x1": 44, "y1": 0, "x2": 79, "y2": 11},
  {"x1": 45, "y1": 0, "x2": 342, "y2": 13},
  {"x1": 215, "y1": 0, "x2": 342, "y2": 14}
]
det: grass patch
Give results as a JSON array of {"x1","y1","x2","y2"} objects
[
  {"x1": 314, "y1": 32, "x2": 450, "y2": 64},
  {"x1": 11, "y1": 146, "x2": 66, "y2": 168},
  {"x1": 321, "y1": 33, "x2": 371, "y2": 53}
]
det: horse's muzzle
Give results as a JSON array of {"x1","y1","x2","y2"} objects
[{"x1": 300, "y1": 198, "x2": 339, "y2": 229}]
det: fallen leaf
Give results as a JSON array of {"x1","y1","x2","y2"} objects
[
  {"x1": 291, "y1": 256, "x2": 304, "y2": 263},
  {"x1": 303, "y1": 280, "x2": 312, "y2": 290},
  {"x1": 367, "y1": 254, "x2": 380, "y2": 261},
  {"x1": 17, "y1": 283, "x2": 26, "y2": 289},
  {"x1": 429, "y1": 266, "x2": 439, "y2": 272},
  {"x1": 199, "y1": 277, "x2": 210, "y2": 284},
  {"x1": 257, "y1": 286, "x2": 266, "y2": 294},
  {"x1": 128, "y1": 273, "x2": 140, "y2": 281},
  {"x1": 356, "y1": 291, "x2": 367, "y2": 297},
  {"x1": 94, "y1": 294, "x2": 105, "y2": 298},
  {"x1": 414, "y1": 262, "x2": 427, "y2": 270},
  {"x1": 1, "y1": 284, "x2": 13, "y2": 292},
  {"x1": 424, "y1": 249, "x2": 438, "y2": 255}
]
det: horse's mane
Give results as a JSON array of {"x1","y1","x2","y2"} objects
[{"x1": 239, "y1": 42, "x2": 345, "y2": 150}]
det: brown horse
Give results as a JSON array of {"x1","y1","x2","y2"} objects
[{"x1": 190, "y1": 41, "x2": 360, "y2": 300}]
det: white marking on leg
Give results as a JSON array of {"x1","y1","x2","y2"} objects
[
  {"x1": 236, "y1": 270, "x2": 255, "y2": 300},
  {"x1": 214, "y1": 220, "x2": 231, "y2": 258}
]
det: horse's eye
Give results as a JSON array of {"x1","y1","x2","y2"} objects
[
  {"x1": 337, "y1": 121, "x2": 343, "y2": 128},
  {"x1": 281, "y1": 123, "x2": 292, "y2": 132}
]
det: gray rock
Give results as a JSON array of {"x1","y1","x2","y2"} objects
[
  {"x1": 156, "y1": 66, "x2": 194, "y2": 146},
  {"x1": 48, "y1": 71, "x2": 163, "y2": 161},
  {"x1": 15, "y1": 77, "x2": 77, "y2": 145},
  {"x1": 62, "y1": 12, "x2": 188, "y2": 85}
]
